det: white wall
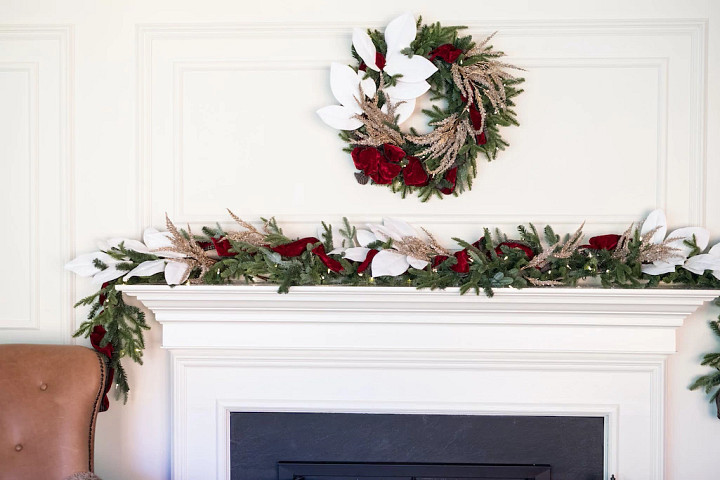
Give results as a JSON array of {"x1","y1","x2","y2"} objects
[{"x1": 0, "y1": 0, "x2": 719, "y2": 478}]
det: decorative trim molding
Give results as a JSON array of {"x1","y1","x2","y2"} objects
[
  {"x1": 0, "y1": 25, "x2": 75, "y2": 342},
  {"x1": 136, "y1": 19, "x2": 707, "y2": 231}
]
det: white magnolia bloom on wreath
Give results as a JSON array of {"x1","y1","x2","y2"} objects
[
  {"x1": 639, "y1": 209, "x2": 710, "y2": 275},
  {"x1": 341, "y1": 218, "x2": 431, "y2": 277},
  {"x1": 316, "y1": 63, "x2": 378, "y2": 130},
  {"x1": 684, "y1": 243, "x2": 720, "y2": 280},
  {"x1": 65, "y1": 228, "x2": 191, "y2": 286},
  {"x1": 317, "y1": 12, "x2": 438, "y2": 129}
]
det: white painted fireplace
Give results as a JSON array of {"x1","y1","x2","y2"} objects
[{"x1": 119, "y1": 285, "x2": 718, "y2": 480}]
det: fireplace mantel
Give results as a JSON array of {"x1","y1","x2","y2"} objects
[
  {"x1": 118, "y1": 285, "x2": 718, "y2": 480},
  {"x1": 119, "y1": 285, "x2": 717, "y2": 354}
]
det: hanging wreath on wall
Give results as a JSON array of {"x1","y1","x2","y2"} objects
[{"x1": 317, "y1": 13, "x2": 524, "y2": 200}]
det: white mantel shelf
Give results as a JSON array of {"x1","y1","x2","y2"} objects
[
  {"x1": 118, "y1": 285, "x2": 718, "y2": 355},
  {"x1": 118, "y1": 285, "x2": 719, "y2": 480}
]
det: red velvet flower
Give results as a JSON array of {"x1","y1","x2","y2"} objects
[
  {"x1": 90, "y1": 325, "x2": 114, "y2": 360},
  {"x1": 211, "y1": 237, "x2": 234, "y2": 257},
  {"x1": 439, "y1": 167, "x2": 458, "y2": 195},
  {"x1": 351, "y1": 145, "x2": 404, "y2": 185},
  {"x1": 402, "y1": 156, "x2": 429, "y2": 186},
  {"x1": 495, "y1": 242, "x2": 535, "y2": 260},
  {"x1": 357, "y1": 249, "x2": 379, "y2": 274},
  {"x1": 429, "y1": 44, "x2": 463, "y2": 63},
  {"x1": 581, "y1": 234, "x2": 621, "y2": 251},
  {"x1": 383, "y1": 143, "x2": 406, "y2": 163},
  {"x1": 432, "y1": 250, "x2": 470, "y2": 273}
]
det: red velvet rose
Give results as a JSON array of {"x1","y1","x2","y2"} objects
[
  {"x1": 439, "y1": 167, "x2": 458, "y2": 195},
  {"x1": 402, "y1": 156, "x2": 429, "y2": 186},
  {"x1": 90, "y1": 325, "x2": 114, "y2": 360},
  {"x1": 581, "y1": 234, "x2": 621, "y2": 251},
  {"x1": 383, "y1": 143, "x2": 406, "y2": 163},
  {"x1": 432, "y1": 250, "x2": 470, "y2": 273},
  {"x1": 357, "y1": 249, "x2": 379, "y2": 274},
  {"x1": 211, "y1": 237, "x2": 234, "y2": 257},
  {"x1": 429, "y1": 44, "x2": 463, "y2": 63},
  {"x1": 351, "y1": 145, "x2": 404, "y2": 185},
  {"x1": 495, "y1": 242, "x2": 535, "y2": 260}
]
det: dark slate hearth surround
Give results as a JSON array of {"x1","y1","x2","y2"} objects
[{"x1": 230, "y1": 412, "x2": 604, "y2": 480}]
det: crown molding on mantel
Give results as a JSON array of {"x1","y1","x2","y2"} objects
[{"x1": 118, "y1": 285, "x2": 718, "y2": 355}]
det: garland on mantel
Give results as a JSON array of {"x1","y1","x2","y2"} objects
[{"x1": 66, "y1": 209, "x2": 720, "y2": 416}]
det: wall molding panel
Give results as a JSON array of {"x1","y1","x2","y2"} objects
[
  {"x1": 0, "y1": 25, "x2": 75, "y2": 343},
  {"x1": 137, "y1": 19, "x2": 707, "y2": 237}
]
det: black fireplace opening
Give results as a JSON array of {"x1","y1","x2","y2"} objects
[
  {"x1": 230, "y1": 412, "x2": 604, "y2": 480},
  {"x1": 277, "y1": 461, "x2": 552, "y2": 479}
]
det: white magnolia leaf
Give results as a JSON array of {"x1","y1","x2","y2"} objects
[
  {"x1": 641, "y1": 262, "x2": 677, "y2": 276},
  {"x1": 352, "y1": 28, "x2": 378, "y2": 71},
  {"x1": 316, "y1": 105, "x2": 364, "y2": 130},
  {"x1": 407, "y1": 256, "x2": 429, "y2": 269},
  {"x1": 143, "y1": 228, "x2": 173, "y2": 251},
  {"x1": 330, "y1": 62, "x2": 362, "y2": 112},
  {"x1": 317, "y1": 105, "x2": 363, "y2": 130},
  {"x1": 665, "y1": 227, "x2": 710, "y2": 262},
  {"x1": 106, "y1": 238, "x2": 151, "y2": 254},
  {"x1": 709, "y1": 243, "x2": 720, "y2": 257},
  {"x1": 385, "y1": 80, "x2": 430, "y2": 101},
  {"x1": 384, "y1": 53, "x2": 437, "y2": 83},
  {"x1": 384, "y1": 12, "x2": 416, "y2": 55},
  {"x1": 367, "y1": 224, "x2": 390, "y2": 243},
  {"x1": 92, "y1": 265, "x2": 125, "y2": 285},
  {"x1": 356, "y1": 229, "x2": 376, "y2": 247},
  {"x1": 65, "y1": 252, "x2": 118, "y2": 277},
  {"x1": 371, "y1": 250, "x2": 410, "y2": 277},
  {"x1": 683, "y1": 254, "x2": 720, "y2": 275},
  {"x1": 382, "y1": 218, "x2": 418, "y2": 239},
  {"x1": 640, "y1": 209, "x2": 667, "y2": 244},
  {"x1": 124, "y1": 259, "x2": 167, "y2": 281},
  {"x1": 358, "y1": 73, "x2": 377, "y2": 98},
  {"x1": 344, "y1": 247, "x2": 371, "y2": 262},
  {"x1": 164, "y1": 261, "x2": 190, "y2": 285}
]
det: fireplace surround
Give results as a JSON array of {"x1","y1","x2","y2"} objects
[{"x1": 118, "y1": 285, "x2": 718, "y2": 480}]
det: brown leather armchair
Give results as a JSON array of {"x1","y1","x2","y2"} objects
[{"x1": 0, "y1": 344, "x2": 107, "y2": 480}]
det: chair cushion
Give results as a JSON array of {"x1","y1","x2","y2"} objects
[{"x1": 0, "y1": 345, "x2": 107, "y2": 480}]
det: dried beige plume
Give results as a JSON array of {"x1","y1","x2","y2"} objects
[
  {"x1": 161, "y1": 214, "x2": 217, "y2": 283},
  {"x1": 452, "y1": 32, "x2": 523, "y2": 115},
  {"x1": 406, "y1": 113, "x2": 475, "y2": 176},
  {"x1": 223, "y1": 209, "x2": 266, "y2": 247},
  {"x1": 352, "y1": 79, "x2": 405, "y2": 147}
]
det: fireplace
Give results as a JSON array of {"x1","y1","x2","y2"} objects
[
  {"x1": 118, "y1": 284, "x2": 718, "y2": 479},
  {"x1": 277, "y1": 462, "x2": 552, "y2": 479},
  {"x1": 231, "y1": 412, "x2": 603, "y2": 480}
]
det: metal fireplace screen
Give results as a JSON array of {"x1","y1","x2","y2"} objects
[{"x1": 277, "y1": 462, "x2": 552, "y2": 479}]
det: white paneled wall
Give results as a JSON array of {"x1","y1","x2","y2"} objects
[{"x1": 1, "y1": 0, "x2": 719, "y2": 479}]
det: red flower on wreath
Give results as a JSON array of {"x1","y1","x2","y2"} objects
[
  {"x1": 359, "y1": 52, "x2": 387, "y2": 72},
  {"x1": 402, "y1": 156, "x2": 429, "y2": 186},
  {"x1": 352, "y1": 144, "x2": 405, "y2": 185},
  {"x1": 429, "y1": 44, "x2": 463, "y2": 63},
  {"x1": 468, "y1": 104, "x2": 488, "y2": 145},
  {"x1": 432, "y1": 249, "x2": 470, "y2": 273},
  {"x1": 439, "y1": 167, "x2": 458, "y2": 195},
  {"x1": 581, "y1": 234, "x2": 621, "y2": 251}
]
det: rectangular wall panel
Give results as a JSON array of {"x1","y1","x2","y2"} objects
[
  {"x1": 139, "y1": 20, "x2": 705, "y2": 238},
  {"x1": 0, "y1": 27, "x2": 74, "y2": 343}
]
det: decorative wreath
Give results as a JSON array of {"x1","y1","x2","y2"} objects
[{"x1": 317, "y1": 13, "x2": 524, "y2": 200}]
